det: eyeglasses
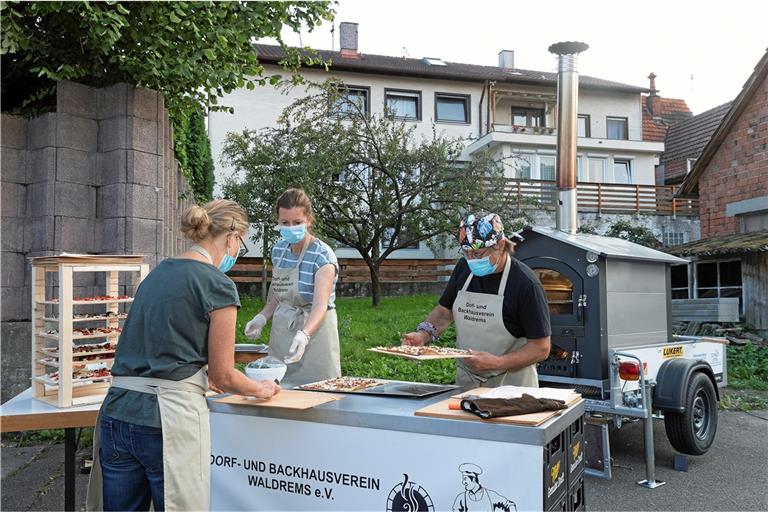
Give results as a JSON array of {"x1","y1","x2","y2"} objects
[
  {"x1": 229, "y1": 218, "x2": 249, "y2": 257},
  {"x1": 461, "y1": 246, "x2": 494, "y2": 260},
  {"x1": 237, "y1": 235, "x2": 248, "y2": 258}
]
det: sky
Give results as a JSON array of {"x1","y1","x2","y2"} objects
[{"x1": 268, "y1": 0, "x2": 768, "y2": 115}]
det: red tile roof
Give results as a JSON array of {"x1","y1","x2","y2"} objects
[{"x1": 642, "y1": 96, "x2": 693, "y2": 141}]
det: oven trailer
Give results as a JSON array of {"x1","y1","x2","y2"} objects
[{"x1": 516, "y1": 226, "x2": 726, "y2": 487}]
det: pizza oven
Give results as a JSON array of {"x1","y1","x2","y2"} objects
[
  {"x1": 515, "y1": 228, "x2": 686, "y2": 398},
  {"x1": 512, "y1": 42, "x2": 687, "y2": 398}
]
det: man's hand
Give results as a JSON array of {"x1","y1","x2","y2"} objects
[
  {"x1": 401, "y1": 331, "x2": 430, "y2": 346},
  {"x1": 466, "y1": 350, "x2": 504, "y2": 372}
]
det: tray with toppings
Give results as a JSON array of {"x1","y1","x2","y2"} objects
[
  {"x1": 39, "y1": 327, "x2": 122, "y2": 340},
  {"x1": 34, "y1": 365, "x2": 112, "y2": 386},
  {"x1": 296, "y1": 377, "x2": 458, "y2": 398},
  {"x1": 40, "y1": 341, "x2": 117, "y2": 358},
  {"x1": 368, "y1": 345, "x2": 472, "y2": 360}
]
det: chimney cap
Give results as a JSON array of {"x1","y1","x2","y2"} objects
[{"x1": 548, "y1": 41, "x2": 589, "y2": 55}]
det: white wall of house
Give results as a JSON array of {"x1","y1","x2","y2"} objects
[
  {"x1": 209, "y1": 65, "x2": 484, "y2": 259},
  {"x1": 578, "y1": 91, "x2": 643, "y2": 140},
  {"x1": 210, "y1": 63, "x2": 658, "y2": 258}
]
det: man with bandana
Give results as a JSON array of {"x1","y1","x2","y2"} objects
[{"x1": 402, "y1": 212, "x2": 551, "y2": 388}]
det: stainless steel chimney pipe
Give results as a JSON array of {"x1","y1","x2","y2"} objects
[{"x1": 548, "y1": 41, "x2": 589, "y2": 234}]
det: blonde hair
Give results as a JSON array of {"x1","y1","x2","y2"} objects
[
  {"x1": 181, "y1": 199, "x2": 249, "y2": 243},
  {"x1": 275, "y1": 188, "x2": 315, "y2": 226}
]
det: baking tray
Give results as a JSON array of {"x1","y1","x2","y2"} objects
[{"x1": 295, "y1": 379, "x2": 458, "y2": 399}]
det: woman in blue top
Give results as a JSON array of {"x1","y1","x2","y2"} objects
[
  {"x1": 87, "y1": 199, "x2": 279, "y2": 512},
  {"x1": 244, "y1": 188, "x2": 341, "y2": 387}
]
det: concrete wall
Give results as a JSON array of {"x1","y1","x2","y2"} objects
[{"x1": 1, "y1": 80, "x2": 194, "y2": 402}]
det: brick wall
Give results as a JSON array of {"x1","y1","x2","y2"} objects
[
  {"x1": 699, "y1": 75, "x2": 768, "y2": 237},
  {"x1": 1, "y1": 81, "x2": 194, "y2": 401}
]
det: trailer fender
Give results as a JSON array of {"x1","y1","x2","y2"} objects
[{"x1": 653, "y1": 359, "x2": 720, "y2": 413}]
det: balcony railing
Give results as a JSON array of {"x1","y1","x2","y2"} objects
[
  {"x1": 499, "y1": 178, "x2": 699, "y2": 216},
  {"x1": 492, "y1": 124, "x2": 556, "y2": 135}
]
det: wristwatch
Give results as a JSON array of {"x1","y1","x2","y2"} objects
[{"x1": 416, "y1": 321, "x2": 438, "y2": 343}]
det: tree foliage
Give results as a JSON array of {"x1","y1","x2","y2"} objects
[
  {"x1": 606, "y1": 219, "x2": 662, "y2": 248},
  {"x1": 171, "y1": 105, "x2": 215, "y2": 202},
  {"x1": 1, "y1": 1, "x2": 334, "y2": 115},
  {"x1": 222, "y1": 81, "x2": 519, "y2": 306}
]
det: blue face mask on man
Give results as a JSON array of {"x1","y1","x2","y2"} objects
[
  {"x1": 466, "y1": 255, "x2": 497, "y2": 277},
  {"x1": 279, "y1": 224, "x2": 307, "y2": 244}
]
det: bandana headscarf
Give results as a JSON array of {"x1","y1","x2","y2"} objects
[{"x1": 458, "y1": 213, "x2": 505, "y2": 250}]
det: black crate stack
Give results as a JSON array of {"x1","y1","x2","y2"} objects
[{"x1": 544, "y1": 414, "x2": 586, "y2": 511}]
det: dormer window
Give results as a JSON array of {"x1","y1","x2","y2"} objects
[{"x1": 422, "y1": 57, "x2": 447, "y2": 66}]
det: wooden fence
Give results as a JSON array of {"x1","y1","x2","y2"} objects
[
  {"x1": 228, "y1": 257, "x2": 456, "y2": 284},
  {"x1": 501, "y1": 179, "x2": 699, "y2": 216}
]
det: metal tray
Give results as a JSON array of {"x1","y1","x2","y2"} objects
[{"x1": 295, "y1": 380, "x2": 458, "y2": 399}]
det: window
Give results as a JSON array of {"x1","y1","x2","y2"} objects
[
  {"x1": 385, "y1": 89, "x2": 421, "y2": 120},
  {"x1": 663, "y1": 232, "x2": 686, "y2": 247},
  {"x1": 512, "y1": 107, "x2": 544, "y2": 127},
  {"x1": 577, "y1": 115, "x2": 590, "y2": 137},
  {"x1": 435, "y1": 93, "x2": 470, "y2": 123},
  {"x1": 695, "y1": 260, "x2": 743, "y2": 312},
  {"x1": 577, "y1": 156, "x2": 585, "y2": 181},
  {"x1": 539, "y1": 156, "x2": 556, "y2": 181},
  {"x1": 513, "y1": 154, "x2": 532, "y2": 179},
  {"x1": 670, "y1": 264, "x2": 689, "y2": 299},
  {"x1": 606, "y1": 117, "x2": 628, "y2": 140},
  {"x1": 381, "y1": 227, "x2": 420, "y2": 249},
  {"x1": 333, "y1": 85, "x2": 370, "y2": 116},
  {"x1": 686, "y1": 158, "x2": 697, "y2": 174},
  {"x1": 586, "y1": 157, "x2": 605, "y2": 182},
  {"x1": 613, "y1": 159, "x2": 632, "y2": 184}
]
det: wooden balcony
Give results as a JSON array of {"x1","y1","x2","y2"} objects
[{"x1": 500, "y1": 178, "x2": 699, "y2": 216}]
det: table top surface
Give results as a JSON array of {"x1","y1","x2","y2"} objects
[{"x1": 0, "y1": 388, "x2": 101, "y2": 432}]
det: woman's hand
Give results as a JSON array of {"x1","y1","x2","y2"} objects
[
  {"x1": 401, "y1": 331, "x2": 430, "y2": 346},
  {"x1": 244, "y1": 313, "x2": 267, "y2": 339},
  {"x1": 250, "y1": 380, "x2": 280, "y2": 399},
  {"x1": 466, "y1": 350, "x2": 504, "y2": 372}
]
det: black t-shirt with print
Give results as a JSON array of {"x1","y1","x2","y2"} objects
[{"x1": 439, "y1": 256, "x2": 551, "y2": 339}]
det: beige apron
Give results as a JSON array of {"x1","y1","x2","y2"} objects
[
  {"x1": 268, "y1": 240, "x2": 341, "y2": 387},
  {"x1": 86, "y1": 367, "x2": 210, "y2": 511},
  {"x1": 453, "y1": 256, "x2": 539, "y2": 388}
]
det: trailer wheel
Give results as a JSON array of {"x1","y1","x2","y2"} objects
[{"x1": 664, "y1": 372, "x2": 718, "y2": 455}]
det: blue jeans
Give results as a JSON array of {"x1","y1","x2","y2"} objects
[{"x1": 100, "y1": 415, "x2": 164, "y2": 511}]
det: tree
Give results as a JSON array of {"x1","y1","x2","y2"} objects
[
  {"x1": 222, "y1": 81, "x2": 517, "y2": 306},
  {"x1": 1, "y1": 1, "x2": 334, "y2": 115},
  {"x1": 606, "y1": 219, "x2": 662, "y2": 248}
]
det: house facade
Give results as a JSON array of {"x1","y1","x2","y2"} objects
[
  {"x1": 670, "y1": 49, "x2": 768, "y2": 334},
  {"x1": 209, "y1": 23, "x2": 695, "y2": 258}
]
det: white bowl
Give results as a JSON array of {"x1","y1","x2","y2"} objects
[{"x1": 245, "y1": 364, "x2": 286, "y2": 383}]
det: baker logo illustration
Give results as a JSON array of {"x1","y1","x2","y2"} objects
[
  {"x1": 453, "y1": 463, "x2": 516, "y2": 512},
  {"x1": 386, "y1": 473, "x2": 435, "y2": 512}
]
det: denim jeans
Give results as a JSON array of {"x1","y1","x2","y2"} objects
[{"x1": 100, "y1": 415, "x2": 164, "y2": 511}]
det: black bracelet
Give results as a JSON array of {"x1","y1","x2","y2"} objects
[{"x1": 416, "y1": 321, "x2": 438, "y2": 343}]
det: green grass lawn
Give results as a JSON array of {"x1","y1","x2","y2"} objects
[{"x1": 237, "y1": 295, "x2": 458, "y2": 384}]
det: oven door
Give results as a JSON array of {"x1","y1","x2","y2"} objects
[{"x1": 522, "y1": 256, "x2": 585, "y2": 327}]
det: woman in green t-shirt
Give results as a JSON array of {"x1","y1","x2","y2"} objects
[{"x1": 88, "y1": 200, "x2": 279, "y2": 511}]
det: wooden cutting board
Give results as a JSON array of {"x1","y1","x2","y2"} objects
[
  {"x1": 367, "y1": 348, "x2": 473, "y2": 360},
  {"x1": 414, "y1": 393, "x2": 582, "y2": 426},
  {"x1": 215, "y1": 389, "x2": 342, "y2": 409}
]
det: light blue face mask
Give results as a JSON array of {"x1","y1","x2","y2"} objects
[
  {"x1": 218, "y1": 253, "x2": 237, "y2": 273},
  {"x1": 466, "y1": 256, "x2": 496, "y2": 277},
  {"x1": 279, "y1": 224, "x2": 307, "y2": 244}
]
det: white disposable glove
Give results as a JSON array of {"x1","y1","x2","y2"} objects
[
  {"x1": 244, "y1": 314, "x2": 267, "y2": 340},
  {"x1": 284, "y1": 330, "x2": 310, "y2": 364}
]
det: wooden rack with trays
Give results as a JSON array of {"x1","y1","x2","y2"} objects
[{"x1": 30, "y1": 254, "x2": 148, "y2": 407}]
